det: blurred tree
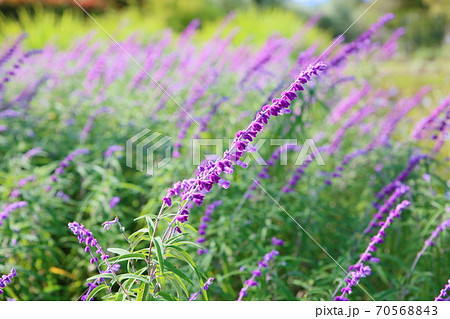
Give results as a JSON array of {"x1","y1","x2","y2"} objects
[{"x1": 315, "y1": 0, "x2": 366, "y2": 41}]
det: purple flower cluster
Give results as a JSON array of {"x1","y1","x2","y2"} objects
[
  {"x1": 0, "y1": 201, "x2": 28, "y2": 226},
  {"x1": 0, "y1": 33, "x2": 26, "y2": 68},
  {"x1": 327, "y1": 103, "x2": 374, "y2": 155},
  {"x1": 327, "y1": 83, "x2": 371, "y2": 125},
  {"x1": 103, "y1": 145, "x2": 124, "y2": 158},
  {"x1": 68, "y1": 221, "x2": 110, "y2": 264},
  {"x1": 379, "y1": 27, "x2": 405, "y2": 59},
  {"x1": 411, "y1": 95, "x2": 450, "y2": 140},
  {"x1": 435, "y1": 279, "x2": 450, "y2": 301},
  {"x1": 193, "y1": 96, "x2": 229, "y2": 139},
  {"x1": 330, "y1": 13, "x2": 395, "y2": 68},
  {"x1": 282, "y1": 156, "x2": 314, "y2": 193},
  {"x1": 102, "y1": 216, "x2": 119, "y2": 231},
  {"x1": 189, "y1": 277, "x2": 214, "y2": 301},
  {"x1": 22, "y1": 147, "x2": 42, "y2": 159},
  {"x1": 425, "y1": 218, "x2": 450, "y2": 247},
  {"x1": 10, "y1": 175, "x2": 36, "y2": 198},
  {"x1": 282, "y1": 145, "x2": 327, "y2": 191},
  {"x1": 197, "y1": 200, "x2": 222, "y2": 254},
  {"x1": 325, "y1": 149, "x2": 367, "y2": 185},
  {"x1": 81, "y1": 263, "x2": 120, "y2": 301},
  {"x1": 408, "y1": 218, "x2": 450, "y2": 281},
  {"x1": 368, "y1": 87, "x2": 431, "y2": 150},
  {"x1": 68, "y1": 221, "x2": 126, "y2": 300},
  {"x1": 248, "y1": 144, "x2": 300, "y2": 197},
  {"x1": 80, "y1": 107, "x2": 113, "y2": 142},
  {"x1": 0, "y1": 109, "x2": 20, "y2": 119},
  {"x1": 237, "y1": 247, "x2": 281, "y2": 301},
  {"x1": 363, "y1": 182, "x2": 409, "y2": 234},
  {"x1": 162, "y1": 62, "x2": 326, "y2": 238},
  {"x1": 0, "y1": 268, "x2": 17, "y2": 295},
  {"x1": 56, "y1": 190, "x2": 70, "y2": 202},
  {"x1": 50, "y1": 148, "x2": 90, "y2": 183},
  {"x1": 109, "y1": 196, "x2": 120, "y2": 209},
  {"x1": 336, "y1": 200, "x2": 410, "y2": 301},
  {"x1": 374, "y1": 155, "x2": 425, "y2": 205},
  {"x1": 0, "y1": 49, "x2": 42, "y2": 95}
]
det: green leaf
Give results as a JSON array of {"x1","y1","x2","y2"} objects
[
  {"x1": 107, "y1": 247, "x2": 129, "y2": 255},
  {"x1": 154, "y1": 237, "x2": 165, "y2": 274},
  {"x1": 158, "y1": 291, "x2": 178, "y2": 301},
  {"x1": 85, "y1": 283, "x2": 109, "y2": 301},
  {"x1": 165, "y1": 259, "x2": 194, "y2": 286},
  {"x1": 107, "y1": 252, "x2": 147, "y2": 264},
  {"x1": 136, "y1": 281, "x2": 149, "y2": 301}
]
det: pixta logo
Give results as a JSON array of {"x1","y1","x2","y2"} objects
[{"x1": 126, "y1": 129, "x2": 171, "y2": 175}]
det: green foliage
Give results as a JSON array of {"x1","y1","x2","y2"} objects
[{"x1": 0, "y1": 6, "x2": 448, "y2": 302}]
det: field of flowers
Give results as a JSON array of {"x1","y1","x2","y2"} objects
[{"x1": 0, "y1": 9, "x2": 449, "y2": 302}]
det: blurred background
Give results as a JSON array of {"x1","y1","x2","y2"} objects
[
  {"x1": 1, "y1": 0, "x2": 448, "y2": 102},
  {"x1": 0, "y1": 0, "x2": 449, "y2": 55}
]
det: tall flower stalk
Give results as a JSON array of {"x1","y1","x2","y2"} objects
[
  {"x1": 237, "y1": 239, "x2": 283, "y2": 301},
  {"x1": 0, "y1": 268, "x2": 17, "y2": 295},
  {"x1": 335, "y1": 200, "x2": 410, "y2": 301},
  {"x1": 147, "y1": 62, "x2": 327, "y2": 277},
  {"x1": 405, "y1": 218, "x2": 450, "y2": 286},
  {"x1": 68, "y1": 221, "x2": 130, "y2": 300}
]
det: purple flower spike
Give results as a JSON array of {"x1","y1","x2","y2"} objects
[
  {"x1": 0, "y1": 201, "x2": 28, "y2": 226},
  {"x1": 0, "y1": 268, "x2": 17, "y2": 295},
  {"x1": 109, "y1": 196, "x2": 120, "y2": 209},
  {"x1": 336, "y1": 201, "x2": 410, "y2": 301},
  {"x1": 68, "y1": 221, "x2": 110, "y2": 263},
  {"x1": 189, "y1": 277, "x2": 214, "y2": 301},
  {"x1": 50, "y1": 148, "x2": 90, "y2": 182},
  {"x1": 271, "y1": 237, "x2": 284, "y2": 246},
  {"x1": 104, "y1": 145, "x2": 124, "y2": 158},
  {"x1": 237, "y1": 248, "x2": 281, "y2": 301},
  {"x1": 435, "y1": 279, "x2": 450, "y2": 301},
  {"x1": 69, "y1": 221, "x2": 122, "y2": 301},
  {"x1": 196, "y1": 200, "x2": 222, "y2": 253},
  {"x1": 164, "y1": 62, "x2": 326, "y2": 235},
  {"x1": 102, "y1": 216, "x2": 119, "y2": 231}
]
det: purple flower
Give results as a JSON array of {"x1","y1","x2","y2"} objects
[
  {"x1": 374, "y1": 155, "x2": 425, "y2": 203},
  {"x1": 102, "y1": 216, "x2": 119, "y2": 231},
  {"x1": 330, "y1": 13, "x2": 395, "y2": 68},
  {"x1": 364, "y1": 182, "x2": 409, "y2": 234},
  {"x1": 412, "y1": 94, "x2": 450, "y2": 140},
  {"x1": 336, "y1": 200, "x2": 410, "y2": 301},
  {"x1": 164, "y1": 62, "x2": 327, "y2": 233},
  {"x1": 104, "y1": 145, "x2": 124, "y2": 158},
  {"x1": 50, "y1": 148, "x2": 90, "y2": 182},
  {"x1": 17, "y1": 175, "x2": 36, "y2": 187},
  {"x1": 435, "y1": 279, "x2": 450, "y2": 301},
  {"x1": 81, "y1": 263, "x2": 120, "y2": 301},
  {"x1": 80, "y1": 108, "x2": 113, "y2": 142},
  {"x1": 189, "y1": 277, "x2": 214, "y2": 301},
  {"x1": 56, "y1": 191, "x2": 70, "y2": 202},
  {"x1": 0, "y1": 33, "x2": 26, "y2": 66},
  {"x1": 0, "y1": 268, "x2": 17, "y2": 295},
  {"x1": 237, "y1": 249, "x2": 281, "y2": 301},
  {"x1": 196, "y1": 200, "x2": 222, "y2": 253},
  {"x1": 0, "y1": 201, "x2": 28, "y2": 226},
  {"x1": 68, "y1": 221, "x2": 123, "y2": 300},
  {"x1": 68, "y1": 221, "x2": 109, "y2": 261},
  {"x1": 0, "y1": 49, "x2": 42, "y2": 93},
  {"x1": 327, "y1": 83, "x2": 371, "y2": 125},
  {"x1": 109, "y1": 196, "x2": 120, "y2": 209},
  {"x1": 248, "y1": 144, "x2": 300, "y2": 198},
  {"x1": 271, "y1": 237, "x2": 284, "y2": 246}
]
